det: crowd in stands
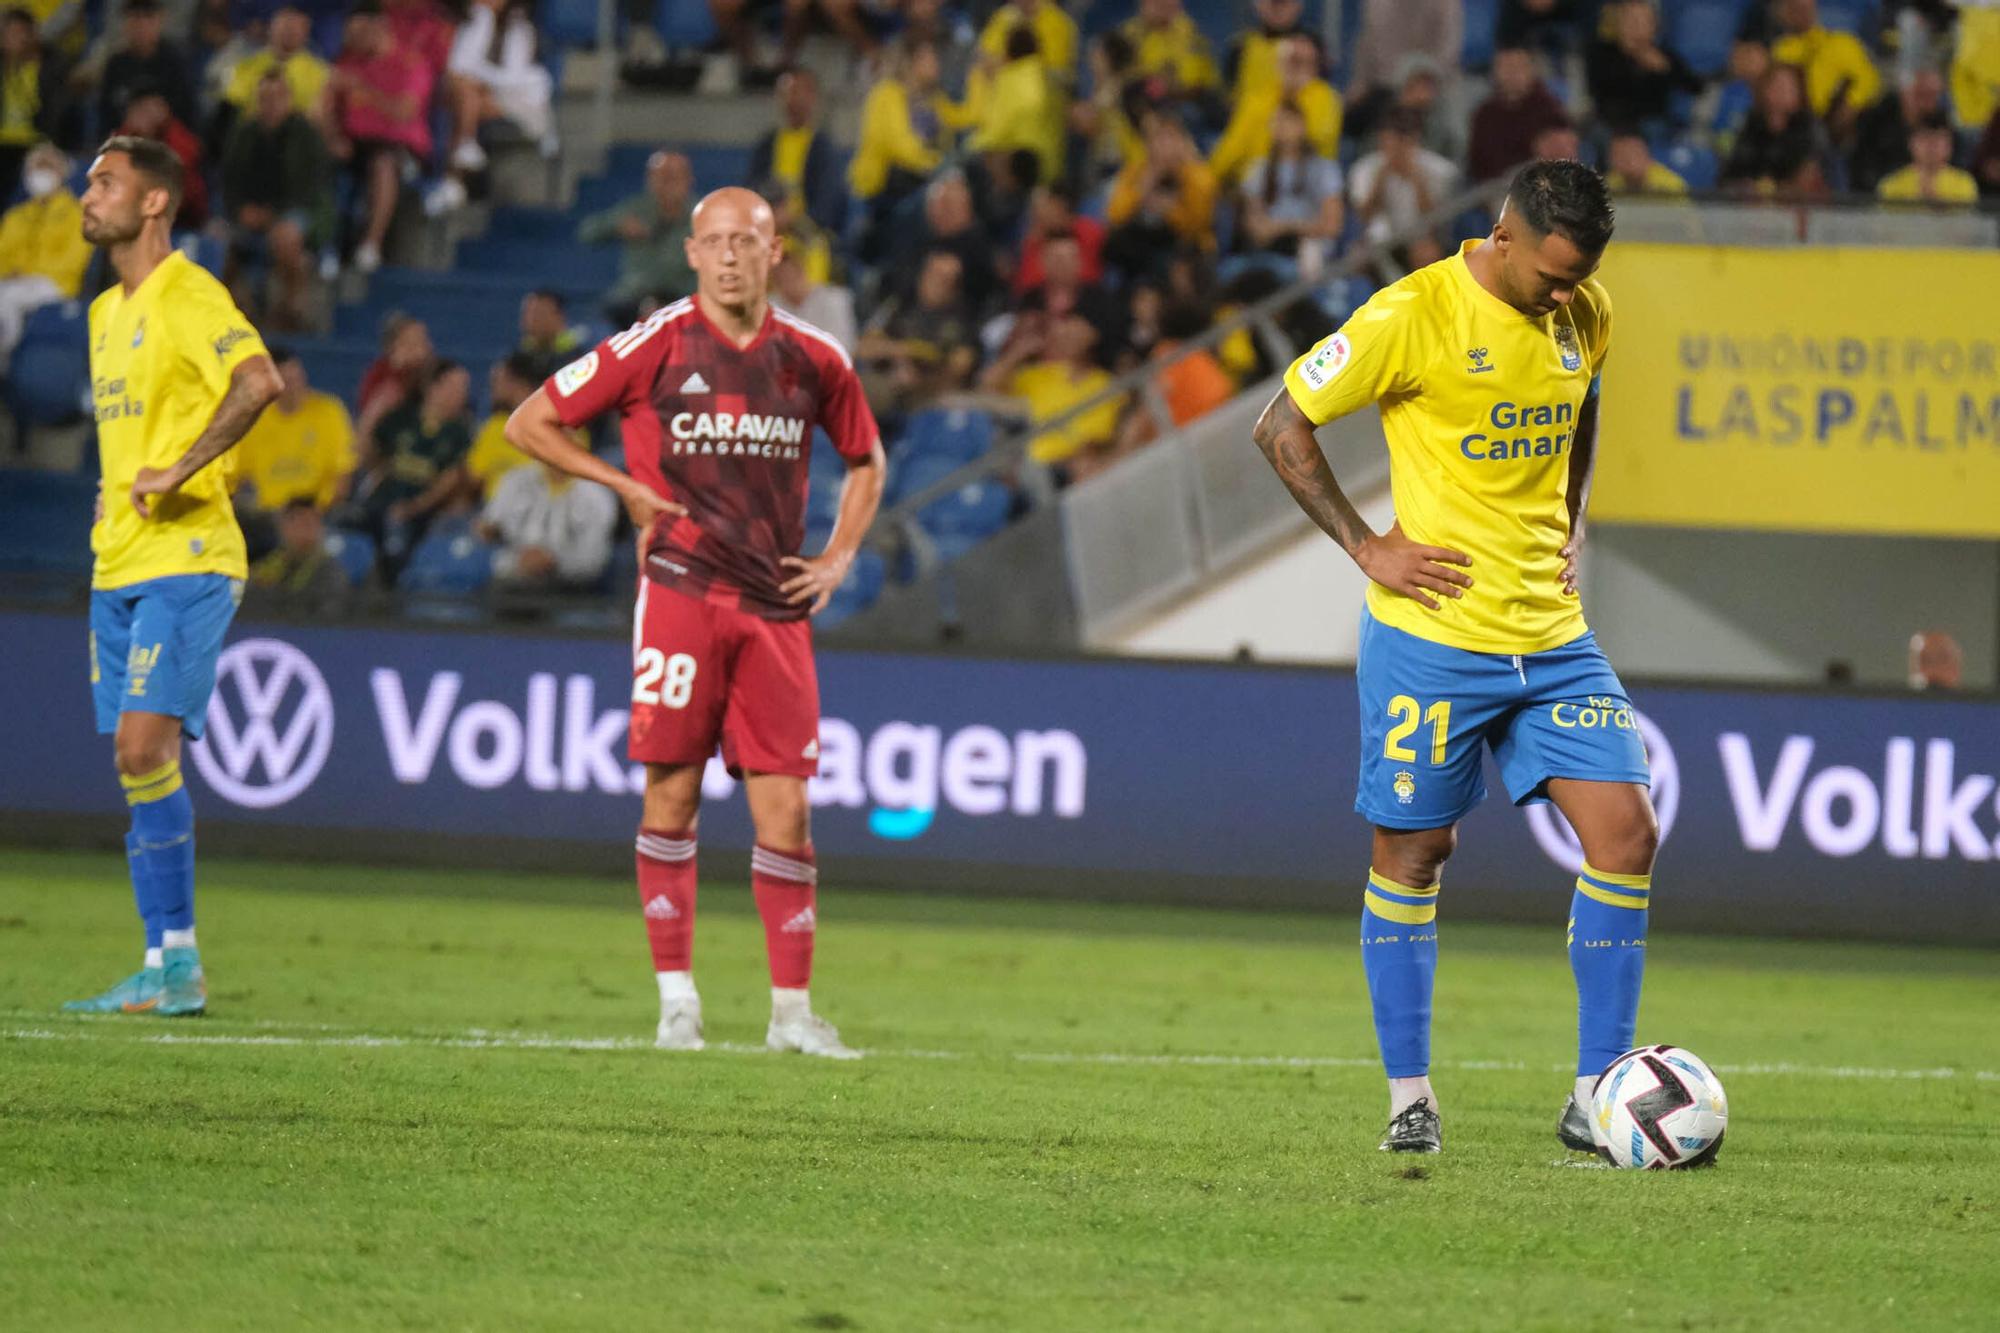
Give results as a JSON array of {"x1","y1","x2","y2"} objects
[{"x1": 7, "y1": 0, "x2": 2000, "y2": 613}]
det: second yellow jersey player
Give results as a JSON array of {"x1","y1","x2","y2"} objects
[
  {"x1": 1251, "y1": 161, "x2": 1662, "y2": 1159},
  {"x1": 1283, "y1": 239, "x2": 1610, "y2": 655}
]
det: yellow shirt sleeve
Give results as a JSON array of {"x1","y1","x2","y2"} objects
[
  {"x1": 172, "y1": 267, "x2": 270, "y2": 401},
  {"x1": 1581, "y1": 281, "x2": 1612, "y2": 378},
  {"x1": 1283, "y1": 288, "x2": 1432, "y2": 426}
]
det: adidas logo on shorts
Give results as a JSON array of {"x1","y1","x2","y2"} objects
[{"x1": 643, "y1": 895, "x2": 680, "y2": 920}]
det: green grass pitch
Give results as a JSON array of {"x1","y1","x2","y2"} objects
[{"x1": 2, "y1": 847, "x2": 1996, "y2": 1330}]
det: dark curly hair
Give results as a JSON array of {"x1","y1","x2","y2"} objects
[{"x1": 1508, "y1": 159, "x2": 1615, "y2": 253}]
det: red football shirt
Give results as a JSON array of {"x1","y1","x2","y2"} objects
[{"x1": 544, "y1": 298, "x2": 879, "y2": 621}]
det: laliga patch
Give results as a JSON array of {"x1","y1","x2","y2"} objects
[
  {"x1": 553, "y1": 351, "x2": 600, "y2": 397},
  {"x1": 1298, "y1": 333, "x2": 1351, "y2": 391}
]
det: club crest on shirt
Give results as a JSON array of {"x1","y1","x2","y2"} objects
[
  {"x1": 1298, "y1": 333, "x2": 1350, "y2": 391},
  {"x1": 1554, "y1": 322, "x2": 1583, "y2": 372},
  {"x1": 1393, "y1": 770, "x2": 1417, "y2": 805},
  {"x1": 130, "y1": 317, "x2": 146, "y2": 349}
]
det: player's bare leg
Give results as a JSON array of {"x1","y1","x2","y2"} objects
[
  {"x1": 1546, "y1": 778, "x2": 1660, "y2": 1148},
  {"x1": 1366, "y1": 823, "x2": 1454, "y2": 1151},
  {"x1": 746, "y1": 772, "x2": 857, "y2": 1059},
  {"x1": 639, "y1": 762, "x2": 706, "y2": 1050}
]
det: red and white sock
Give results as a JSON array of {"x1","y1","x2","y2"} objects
[
  {"x1": 751, "y1": 842, "x2": 817, "y2": 993},
  {"x1": 635, "y1": 828, "x2": 697, "y2": 986}
]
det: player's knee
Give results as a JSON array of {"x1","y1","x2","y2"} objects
[
  {"x1": 113, "y1": 734, "x2": 173, "y2": 778},
  {"x1": 750, "y1": 787, "x2": 810, "y2": 851},
  {"x1": 1604, "y1": 807, "x2": 1661, "y2": 876},
  {"x1": 1375, "y1": 826, "x2": 1456, "y2": 888}
]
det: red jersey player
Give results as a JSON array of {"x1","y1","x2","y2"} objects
[{"x1": 505, "y1": 186, "x2": 887, "y2": 1057}]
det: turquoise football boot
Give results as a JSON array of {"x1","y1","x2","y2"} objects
[
  {"x1": 62, "y1": 966, "x2": 165, "y2": 1014},
  {"x1": 157, "y1": 947, "x2": 207, "y2": 1017}
]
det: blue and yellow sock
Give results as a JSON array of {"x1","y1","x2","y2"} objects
[
  {"x1": 1568, "y1": 861, "x2": 1650, "y2": 1078},
  {"x1": 125, "y1": 829, "x2": 163, "y2": 952},
  {"x1": 1360, "y1": 869, "x2": 1440, "y2": 1079},
  {"x1": 123, "y1": 761, "x2": 196, "y2": 941}
]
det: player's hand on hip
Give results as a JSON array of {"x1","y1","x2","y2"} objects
[
  {"x1": 1355, "y1": 521, "x2": 1472, "y2": 612},
  {"x1": 128, "y1": 466, "x2": 181, "y2": 518},
  {"x1": 780, "y1": 549, "x2": 853, "y2": 616},
  {"x1": 619, "y1": 483, "x2": 685, "y2": 563},
  {"x1": 1558, "y1": 531, "x2": 1583, "y2": 598}
]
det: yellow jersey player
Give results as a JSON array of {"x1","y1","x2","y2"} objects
[
  {"x1": 66, "y1": 136, "x2": 280, "y2": 1017},
  {"x1": 1251, "y1": 161, "x2": 1657, "y2": 1156}
]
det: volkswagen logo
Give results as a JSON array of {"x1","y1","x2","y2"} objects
[
  {"x1": 189, "y1": 638, "x2": 335, "y2": 809},
  {"x1": 1525, "y1": 708, "x2": 1680, "y2": 875}
]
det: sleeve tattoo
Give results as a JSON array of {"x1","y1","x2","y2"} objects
[{"x1": 1251, "y1": 388, "x2": 1374, "y2": 557}]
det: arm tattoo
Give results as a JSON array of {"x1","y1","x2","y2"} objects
[
  {"x1": 172, "y1": 359, "x2": 277, "y2": 482},
  {"x1": 1252, "y1": 388, "x2": 1375, "y2": 557},
  {"x1": 1566, "y1": 393, "x2": 1600, "y2": 531}
]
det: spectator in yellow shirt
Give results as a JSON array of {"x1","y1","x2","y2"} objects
[
  {"x1": 965, "y1": 25, "x2": 1065, "y2": 186},
  {"x1": 221, "y1": 4, "x2": 327, "y2": 118},
  {"x1": 1877, "y1": 114, "x2": 1980, "y2": 205},
  {"x1": 0, "y1": 142, "x2": 91, "y2": 365},
  {"x1": 1951, "y1": 5, "x2": 2000, "y2": 132},
  {"x1": 977, "y1": 0, "x2": 1078, "y2": 83},
  {"x1": 1120, "y1": 0, "x2": 1220, "y2": 101},
  {"x1": 1605, "y1": 130, "x2": 1689, "y2": 195},
  {"x1": 981, "y1": 312, "x2": 1124, "y2": 479},
  {"x1": 1107, "y1": 111, "x2": 1219, "y2": 257},
  {"x1": 849, "y1": 35, "x2": 949, "y2": 201},
  {"x1": 1209, "y1": 33, "x2": 1342, "y2": 188},
  {"x1": 236, "y1": 347, "x2": 356, "y2": 512},
  {"x1": 1224, "y1": 0, "x2": 1308, "y2": 104},
  {"x1": 1770, "y1": 0, "x2": 1880, "y2": 132},
  {"x1": 463, "y1": 353, "x2": 538, "y2": 500}
]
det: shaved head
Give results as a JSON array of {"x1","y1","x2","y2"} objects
[{"x1": 686, "y1": 186, "x2": 783, "y2": 324}]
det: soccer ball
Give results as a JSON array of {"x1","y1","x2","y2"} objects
[{"x1": 1589, "y1": 1044, "x2": 1728, "y2": 1170}]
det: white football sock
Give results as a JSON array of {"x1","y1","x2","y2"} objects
[
  {"x1": 162, "y1": 928, "x2": 196, "y2": 951},
  {"x1": 144, "y1": 947, "x2": 163, "y2": 969},
  {"x1": 1574, "y1": 1075, "x2": 1597, "y2": 1108},
  {"x1": 772, "y1": 986, "x2": 810, "y2": 1018},
  {"x1": 1389, "y1": 1075, "x2": 1436, "y2": 1117},
  {"x1": 656, "y1": 971, "x2": 697, "y2": 1005}
]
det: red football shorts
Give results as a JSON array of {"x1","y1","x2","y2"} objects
[{"x1": 629, "y1": 578, "x2": 820, "y2": 778}]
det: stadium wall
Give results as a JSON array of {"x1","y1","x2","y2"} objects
[{"x1": 4, "y1": 609, "x2": 1996, "y2": 944}]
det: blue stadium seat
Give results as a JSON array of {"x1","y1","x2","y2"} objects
[
  {"x1": 399, "y1": 524, "x2": 494, "y2": 595},
  {"x1": 817, "y1": 547, "x2": 884, "y2": 628},
  {"x1": 656, "y1": 0, "x2": 717, "y2": 48},
  {"x1": 323, "y1": 530, "x2": 377, "y2": 587},
  {"x1": 1815, "y1": 0, "x2": 1878, "y2": 38},
  {"x1": 0, "y1": 469, "x2": 95, "y2": 573},
  {"x1": 895, "y1": 407, "x2": 995, "y2": 469},
  {"x1": 1462, "y1": 0, "x2": 1499, "y2": 71},
  {"x1": 1659, "y1": 141, "x2": 1721, "y2": 191},
  {"x1": 543, "y1": 0, "x2": 613, "y2": 49},
  {"x1": 175, "y1": 230, "x2": 227, "y2": 277},
  {"x1": 1667, "y1": 0, "x2": 1751, "y2": 78},
  {"x1": 6, "y1": 301, "x2": 90, "y2": 426}
]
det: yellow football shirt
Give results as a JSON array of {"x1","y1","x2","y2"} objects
[
  {"x1": 1283, "y1": 240, "x2": 1612, "y2": 655},
  {"x1": 1010, "y1": 362, "x2": 1121, "y2": 464},
  {"x1": 1877, "y1": 165, "x2": 1980, "y2": 205},
  {"x1": 237, "y1": 389, "x2": 353, "y2": 508},
  {"x1": 90, "y1": 251, "x2": 270, "y2": 590},
  {"x1": 465, "y1": 410, "x2": 527, "y2": 494}
]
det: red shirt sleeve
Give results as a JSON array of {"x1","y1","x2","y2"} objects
[
  {"x1": 815, "y1": 347, "x2": 881, "y2": 463},
  {"x1": 543, "y1": 328, "x2": 651, "y2": 429}
]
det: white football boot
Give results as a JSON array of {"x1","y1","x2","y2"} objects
[
  {"x1": 655, "y1": 996, "x2": 705, "y2": 1051},
  {"x1": 766, "y1": 1005, "x2": 861, "y2": 1060}
]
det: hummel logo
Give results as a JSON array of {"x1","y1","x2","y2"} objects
[
  {"x1": 802, "y1": 738, "x2": 819, "y2": 760},
  {"x1": 781, "y1": 907, "x2": 816, "y2": 934},
  {"x1": 1466, "y1": 347, "x2": 1494, "y2": 374},
  {"x1": 643, "y1": 895, "x2": 680, "y2": 920},
  {"x1": 680, "y1": 371, "x2": 711, "y2": 394}
]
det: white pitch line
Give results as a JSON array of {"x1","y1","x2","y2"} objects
[{"x1": 5, "y1": 1024, "x2": 1997, "y2": 1083}]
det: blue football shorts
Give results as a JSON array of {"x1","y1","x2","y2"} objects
[
  {"x1": 89, "y1": 574, "x2": 243, "y2": 739},
  {"x1": 1354, "y1": 608, "x2": 1651, "y2": 830}
]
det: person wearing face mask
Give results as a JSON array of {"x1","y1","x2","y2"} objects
[{"x1": 0, "y1": 142, "x2": 92, "y2": 366}]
